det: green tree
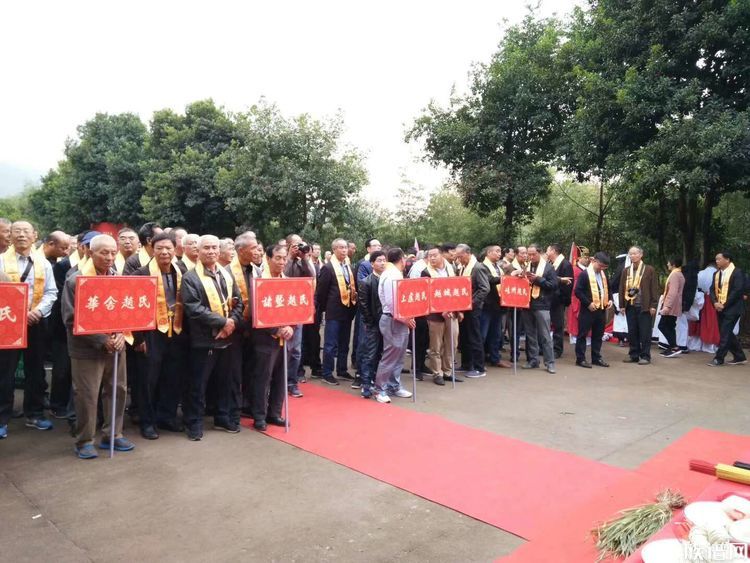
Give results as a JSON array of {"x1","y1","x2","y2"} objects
[{"x1": 409, "y1": 12, "x2": 570, "y2": 239}]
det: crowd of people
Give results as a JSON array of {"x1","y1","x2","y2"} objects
[{"x1": 0, "y1": 217, "x2": 746, "y2": 459}]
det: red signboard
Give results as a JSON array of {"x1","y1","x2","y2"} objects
[
  {"x1": 429, "y1": 276, "x2": 473, "y2": 313},
  {"x1": 394, "y1": 278, "x2": 431, "y2": 320},
  {"x1": 500, "y1": 276, "x2": 531, "y2": 309},
  {"x1": 253, "y1": 277, "x2": 315, "y2": 329},
  {"x1": 74, "y1": 276, "x2": 158, "y2": 335},
  {"x1": 0, "y1": 283, "x2": 28, "y2": 349}
]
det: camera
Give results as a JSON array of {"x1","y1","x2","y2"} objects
[
  {"x1": 297, "y1": 242, "x2": 311, "y2": 254},
  {"x1": 627, "y1": 287, "x2": 640, "y2": 298}
]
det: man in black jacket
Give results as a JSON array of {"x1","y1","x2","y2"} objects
[
  {"x1": 480, "y1": 245, "x2": 513, "y2": 369},
  {"x1": 455, "y1": 244, "x2": 490, "y2": 377},
  {"x1": 357, "y1": 251, "x2": 386, "y2": 398},
  {"x1": 546, "y1": 243, "x2": 574, "y2": 358},
  {"x1": 574, "y1": 252, "x2": 612, "y2": 368},
  {"x1": 315, "y1": 238, "x2": 357, "y2": 385},
  {"x1": 181, "y1": 235, "x2": 244, "y2": 440},
  {"x1": 132, "y1": 232, "x2": 188, "y2": 439},
  {"x1": 708, "y1": 251, "x2": 747, "y2": 367},
  {"x1": 520, "y1": 244, "x2": 559, "y2": 374}
]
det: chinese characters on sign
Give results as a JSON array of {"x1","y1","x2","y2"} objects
[
  {"x1": 428, "y1": 277, "x2": 472, "y2": 314},
  {"x1": 0, "y1": 283, "x2": 28, "y2": 349},
  {"x1": 499, "y1": 276, "x2": 531, "y2": 309},
  {"x1": 253, "y1": 278, "x2": 315, "y2": 329},
  {"x1": 393, "y1": 278, "x2": 431, "y2": 320},
  {"x1": 74, "y1": 276, "x2": 158, "y2": 335}
]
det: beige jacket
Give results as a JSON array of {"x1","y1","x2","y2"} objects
[{"x1": 661, "y1": 270, "x2": 685, "y2": 316}]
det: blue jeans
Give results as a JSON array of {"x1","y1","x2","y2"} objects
[
  {"x1": 375, "y1": 315, "x2": 409, "y2": 393},
  {"x1": 360, "y1": 322, "x2": 384, "y2": 387},
  {"x1": 322, "y1": 318, "x2": 353, "y2": 377},
  {"x1": 286, "y1": 324, "x2": 303, "y2": 386},
  {"x1": 480, "y1": 309, "x2": 503, "y2": 364}
]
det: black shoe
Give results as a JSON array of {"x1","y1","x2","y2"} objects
[
  {"x1": 157, "y1": 420, "x2": 185, "y2": 432},
  {"x1": 576, "y1": 361, "x2": 592, "y2": 369},
  {"x1": 337, "y1": 372, "x2": 354, "y2": 380},
  {"x1": 443, "y1": 373, "x2": 464, "y2": 383},
  {"x1": 213, "y1": 421, "x2": 240, "y2": 433},
  {"x1": 728, "y1": 357, "x2": 747, "y2": 366},
  {"x1": 592, "y1": 360, "x2": 610, "y2": 368},
  {"x1": 140, "y1": 425, "x2": 159, "y2": 440},
  {"x1": 288, "y1": 384, "x2": 303, "y2": 398},
  {"x1": 707, "y1": 359, "x2": 724, "y2": 367},
  {"x1": 187, "y1": 428, "x2": 203, "y2": 441},
  {"x1": 351, "y1": 376, "x2": 363, "y2": 389},
  {"x1": 266, "y1": 416, "x2": 286, "y2": 427},
  {"x1": 415, "y1": 372, "x2": 424, "y2": 381},
  {"x1": 253, "y1": 420, "x2": 268, "y2": 431},
  {"x1": 622, "y1": 357, "x2": 639, "y2": 363},
  {"x1": 323, "y1": 375, "x2": 340, "y2": 386}
]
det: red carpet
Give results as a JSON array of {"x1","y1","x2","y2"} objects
[
  {"x1": 242, "y1": 383, "x2": 627, "y2": 540},
  {"x1": 501, "y1": 429, "x2": 750, "y2": 562}
]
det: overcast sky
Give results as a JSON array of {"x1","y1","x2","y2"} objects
[{"x1": 0, "y1": 0, "x2": 581, "y2": 202}]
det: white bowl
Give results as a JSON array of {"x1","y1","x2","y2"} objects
[{"x1": 641, "y1": 539, "x2": 688, "y2": 563}]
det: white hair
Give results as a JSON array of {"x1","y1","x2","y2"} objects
[
  {"x1": 198, "y1": 235, "x2": 219, "y2": 248},
  {"x1": 184, "y1": 233, "x2": 200, "y2": 245},
  {"x1": 331, "y1": 238, "x2": 347, "y2": 250},
  {"x1": 90, "y1": 234, "x2": 117, "y2": 252}
]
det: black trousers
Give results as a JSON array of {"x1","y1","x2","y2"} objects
[
  {"x1": 139, "y1": 331, "x2": 188, "y2": 428},
  {"x1": 549, "y1": 303, "x2": 566, "y2": 357},
  {"x1": 716, "y1": 312, "x2": 746, "y2": 362},
  {"x1": 625, "y1": 306, "x2": 653, "y2": 361},
  {"x1": 125, "y1": 344, "x2": 147, "y2": 416},
  {"x1": 460, "y1": 309, "x2": 485, "y2": 372},
  {"x1": 302, "y1": 313, "x2": 322, "y2": 372},
  {"x1": 49, "y1": 336, "x2": 72, "y2": 414},
  {"x1": 658, "y1": 315, "x2": 678, "y2": 349},
  {"x1": 251, "y1": 331, "x2": 286, "y2": 422},
  {"x1": 184, "y1": 346, "x2": 235, "y2": 431},
  {"x1": 415, "y1": 317, "x2": 429, "y2": 372},
  {"x1": 575, "y1": 308, "x2": 606, "y2": 363},
  {"x1": 0, "y1": 319, "x2": 48, "y2": 424},
  {"x1": 229, "y1": 331, "x2": 255, "y2": 416}
]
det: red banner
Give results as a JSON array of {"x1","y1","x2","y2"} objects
[
  {"x1": 0, "y1": 283, "x2": 28, "y2": 349},
  {"x1": 74, "y1": 276, "x2": 158, "y2": 335},
  {"x1": 394, "y1": 278, "x2": 431, "y2": 320},
  {"x1": 253, "y1": 277, "x2": 315, "y2": 329},
  {"x1": 499, "y1": 276, "x2": 531, "y2": 309},
  {"x1": 429, "y1": 276, "x2": 472, "y2": 313}
]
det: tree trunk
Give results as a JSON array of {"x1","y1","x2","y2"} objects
[
  {"x1": 657, "y1": 190, "x2": 666, "y2": 264},
  {"x1": 594, "y1": 178, "x2": 605, "y2": 250},
  {"x1": 676, "y1": 190, "x2": 698, "y2": 262},
  {"x1": 701, "y1": 188, "x2": 718, "y2": 267}
]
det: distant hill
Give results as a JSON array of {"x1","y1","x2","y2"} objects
[{"x1": 0, "y1": 162, "x2": 44, "y2": 196}]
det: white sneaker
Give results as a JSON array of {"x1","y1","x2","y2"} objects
[
  {"x1": 394, "y1": 388, "x2": 413, "y2": 398},
  {"x1": 376, "y1": 392, "x2": 391, "y2": 404}
]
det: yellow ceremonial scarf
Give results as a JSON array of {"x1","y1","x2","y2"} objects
[
  {"x1": 261, "y1": 268, "x2": 285, "y2": 279},
  {"x1": 529, "y1": 258, "x2": 548, "y2": 299},
  {"x1": 625, "y1": 261, "x2": 645, "y2": 304},
  {"x1": 230, "y1": 257, "x2": 251, "y2": 321},
  {"x1": 149, "y1": 258, "x2": 183, "y2": 336},
  {"x1": 552, "y1": 254, "x2": 564, "y2": 270},
  {"x1": 662, "y1": 267, "x2": 682, "y2": 300},
  {"x1": 425, "y1": 261, "x2": 455, "y2": 278},
  {"x1": 195, "y1": 261, "x2": 234, "y2": 317},
  {"x1": 587, "y1": 265, "x2": 609, "y2": 309},
  {"x1": 330, "y1": 254, "x2": 355, "y2": 306},
  {"x1": 512, "y1": 258, "x2": 526, "y2": 271},
  {"x1": 181, "y1": 254, "x2": 196, "y2": 271},
  {"x1": 137, "y1": 248, "x2": 151, "y2": 268},
  {"x1": 1, "y1": 247, "x2": 46, "y2": 310},
  {"x1": 460, "y1": 255, "x2": 477, "y2": 277},
  {"x1": 115, "y1": 252, "x2": 126, "y2": 274},
  {"x1": 483, "y1": 257, "x2": 502, "y2": 295},
  {"x1": 69, "y1": 251, "x2": 81, "y2": 268},
  {"x1": 714, "y1": 263, "x2": 735, "y2": 305}
]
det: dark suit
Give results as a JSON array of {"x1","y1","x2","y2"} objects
[
  {"x1": 574, "y1": 269, "x2": 611, "y2": 363},
  {"x1": 302, "y1": 261, "x2": 323, "y2": 375},
  {"x1": 226, "y1": 262, "x2": 259, "y2": 416},
  {"x1": 180, "y1": 265, "x2": 243, "y2": 431},
  {"x1": 358, "y1": 272, "x2": 383, "y2": 386},
  {"x1": 521, "y1": 261, "x2": 559, "y2": 367},
  {"x1": 618, "y1": 262, "x2": 659, "y2": 361},
  {"x1": 550, "y1": 257, "x2": 574, "y2": 357},
  {"x1": 315, "y1": 261, "x2": 357, "y2": 377},
  {"x1": 459, "y1": 261, "x2": 490, "y2": 373},
  {"x1": 480, "y1": 260, "x2": 505, "y2": 365},
  {"x1": 710, "y1": 266, "x2": 747, "y2": 363}
]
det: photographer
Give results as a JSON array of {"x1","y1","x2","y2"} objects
[
  {"x1": 284, "y1": 234, "x2": 315, "y2": 398},
  {"x1": 618, "y1": 246, "x2": 659, "y2": 365}
]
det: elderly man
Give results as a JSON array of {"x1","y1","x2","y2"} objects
[
  {"x1": 123, "y1": 222, "x2": 162, "y2": 275},
  {"x1": 181, "y1": 234, "x2": 200, "y2": 271},
  {"x1": 352, "y1": 238, "x2": 382, "y2": 386},
  {"x1": 574, "y1": 252, "x2": 612, "y2": 368},
  {"x1": 0, "y1": 221, "x2": 58, "y2": 438},
  {"x1": 115, "y1": 228, "x2": 138, "y2": 274},
  {"x1": 520, "y1": 244, "x2": 559, "y2": 374},
  {"x1": 315, "y1": 238, "x2": 357, "y2": 385},
  {"x1": 218, "y1": 238, "x2": 236, "y2": 268},
  {"x1": 61, "y1": 235, "x2": 133, "y2": 458},
  {"x1": 42, "y1": 231, "x2": 70, "y2": 265},
  {"x1": 357, "y1": 250, "x2": 386, "y2": 397},
  {"x1": 0, "y1": 217, "x2": 11, "y2": 254},
  {"x1": 283, "y1": 234, "x2": 315, "y2": 398},
  {"x1": 455, "y1": 244, "x2": 490, "y2": 377},
  {"x1": 181, "y1": 235, "x2": 244, "y2": 440},
  {"x1": 251, "y1": 244, "x2": 294, "y2": 431},
  {"x1": 618, "y1": 246, "x2": 659, "y2": 365},
  {"x1": 132, "y1": 232, "x2": 188, "y2": 439},
  {"x1": 546, "y1": 243, "x2": 574, "y2": 358},
  {"x1": 481, "y1": 244, "x2": 513, "y2": 369},
  {"x1": 708, "y1": 251, "x2": 747, "y2": 367},
  {"x1": 228, "y1": 232, "x2": 261, "y2": 418}
]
